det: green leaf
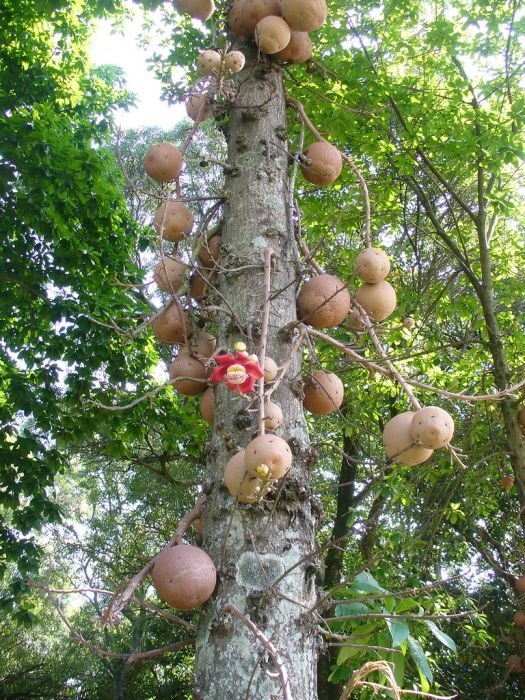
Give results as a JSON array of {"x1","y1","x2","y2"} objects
[
  {"x1": 424, "y1": 620, "x2": 457, "y2": 653},
  {"x1": 395, "y1": 598, "x2": 421, "y2": 613},
  {"x1": 335, "y1": 601, "x2": 371, "y2": 617},
  {"x1": 408, "y1": 636, "x2": 433, "y2": 684},
  {"x1": 385, "y1": 617, "x2": 410, "y2": 648},
  {"x1": 351, "y1": 572, "x2": 388, "y2": 594}
]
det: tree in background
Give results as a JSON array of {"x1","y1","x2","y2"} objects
[{"x1": 2, "y1": 0, "x2": 525, "y2": 699}]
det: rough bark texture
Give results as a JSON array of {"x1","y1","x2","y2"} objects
[{"x1": 194, "y1": 59, "x2": 320, "y2": 699}]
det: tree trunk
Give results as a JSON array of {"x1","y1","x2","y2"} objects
[{"x1": 194, "y1": 57, "x2": 320, "y2": 699}]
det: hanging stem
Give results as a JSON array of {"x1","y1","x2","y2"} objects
[{"x1": 257, "y1": 247, "x2": 274, "y2": 436}]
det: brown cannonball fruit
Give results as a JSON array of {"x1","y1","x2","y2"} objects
[
  {"x1": 515, "y1": 575, "x2": 525, "y2": 594},
  {"x1": 185, "y1": 93, "x2": 212, "y2": 123},
  {"x1": 153, "y1": 201, "x2": 194, "y2": 242},
  {"x1": 281, "y1": 0, "x2": 327, "y2": 31},
  {"x1": 197, "y1": 49, "x2": 221, "y2": 75},
  {"x1": 200, "y1": 386, "x2": 215, "y2": 424},
  {"x1": 383, "y1": 412, "x2": 434, "y2": 467},
  {"x1": 195, "y1": 329, "x2": 216, "y2": 357},
  {"x1": 152, "y1": 304, "x2": 191, "y2": 344},
  {"x1": 303, "y1": 370, "x2": 344, "y2": 416},
  {"x1": 273, "y1": 30, "x2": 312, "y2": 63},
  {"x1": 189, "y1": 266, "x2": 217, "y2": 300},
  {"x1": 264, "y1": 356, "x2": 278, "y2": 382},
  {"x1": 410, "y1": 406, "x2": 454, "y2": 450},
  {"x1": 354, "y1": 280, "x2": 397, "y2": 322},
  {"x1": 144, "y1": 143, "x2": 183, "y2": 182},
  {"x1": 229, "y1": 0, "x2": 282, "y2": 41},
  {"x1": 224, "y1": 50, "x2": 245, "y2": 73},
  {"x1": 500, "y1": 474, "x2": 515, "y2": 491},
  {"x1": 198, "y1": 234, "x2": 221, "y2": 268},
  {"x1": 518, "y1": 408, "x2": 525, "y2": 428},
  {"x1": 354, "y1": 247, "x2": 391, "y2": 284},
  {"x1": 348, "y1": 308, "x2": 366, "y2": 330},
  {"x1": 244, "y1": 434, "x2": 292, "y2": 480},
  {"x1": 403, "y1": 317, "x2": 415, "y2": 329},
  {"x1": 224, "y1": 450, "x2": 265, "y2": 502},
  {"x1": 151, "y1": 544, "x2": 216, "y2": 610},
  {"x1": 174, "y1": 0, "x2": 215, "y2": 21},
  {"x1": 153, "y1": 257, "x2": 189, "y2": 294},
  {"x1": 255, "y1": 16, "x2": 291, "y2": 54},
  {"x1": 506, "y1": 654, "x2": 524, "y2": 673},
  {"x1": 169, "y1": 352, "x2": 208, "y2": 395},
  {"x1": 297, "y1": 274, "x2": 351, "y2": 329},
  {"x1": 263, "y1": 401, "x2": 283, "y2": 431},
  {"x1": 514, "y1": 610, "x2": 525, "y2": 629},
  {"x1": 300, "y1": 141, "x2": 342, "y2": 186}
]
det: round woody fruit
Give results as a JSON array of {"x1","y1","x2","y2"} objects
[
  {"x1": 244, "y1": 434, "x2": 292, "y2": 480},
  {"x1": 224, "y1": 450, "x2": 266, "y2": 502},
  {"x1": 281, "y1": 0, "x2": 328, "y2": 31},
  {"x1": 297, "y1": 274, "x2": 350, "y2": 328},
  {"x1": 383, "y1": 412, "x2": 434, "y2": 467},
  {"x1": 303, "y1": 370, "x2": 344, "y2": 416},
  {"x1": 197, "y1": 49, "x2": 221, "y2": 75},
  {"x1": 410, "y1": 406, "x2": 454, "y2": 450},
  {"x1": 255, "y1": 16, "x2": 291, "y2": 54},
  {"x1": 152, "y1": 304, "x2": 191, "y2": 344},
  {"x1": 301, "y1": 141, "x2": 342, "y2": 185},
  {"x1": 151, "y1": 544, "x2": 216, "y2": 610},
  {"x1": 153, "y1": 201, "x2": 194, "y2": 242},
  {"x1": 144, "y1": 143, "x2": 183, "y2": 182},
  {"x1": 354, "y1": 280, "x2": 397, "y2": 322},
  {"x1": 185, "y1": 93, "x2": 212, "y2": 123},
  {"x1": 168, "y1": 352, "x2": 208, "y2": 395},
  {"x1": 354, "y1": 247, "x2": 391, "y2": 283}
]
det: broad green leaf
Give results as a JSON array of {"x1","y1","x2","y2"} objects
[
  {"x1": 394, "y1": 598, "x2": 421, "y2": 614},
  {"x1": 424, "y1": 620, "x2": 457, "y2": 653},
  {"x1": 335, "y1": 602, "x2": 372, "y2": 617},
  {"x1": 336, "y1": 644, "x2": 366, "y2": 665},
  {"x1": 385, "y1": 617, "x2": 410, "y2": 648},
  {"x1": 408, "y1": 636, "x2": 433, "y2": 684},
  {"x1": 351, "y1": 572, "x2": 388, "y2": 594}
]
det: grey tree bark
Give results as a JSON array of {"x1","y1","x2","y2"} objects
[{"x1": 193, "y1": 57, "x2": 320, "y2": 699}]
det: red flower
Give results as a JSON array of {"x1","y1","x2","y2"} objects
[{"x1": 209, "y1": 351, "x2": 264, "y2": 394}]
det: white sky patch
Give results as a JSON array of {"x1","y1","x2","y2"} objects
[{"x1": 90, "y1": 13, "x2": 185, "y2": 129}]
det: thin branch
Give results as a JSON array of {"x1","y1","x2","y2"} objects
[{"x1": 224, "y1": 603, "x2": 293, "y2": 700}]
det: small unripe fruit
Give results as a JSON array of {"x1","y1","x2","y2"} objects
[
  {"x1": 263, "y1": 401, "x2": 283, "y2": 431},
  {"x1": 383, "y1": 412, "x2": 434, "y2": 467},
  {"x1": 403, "y1": 317, "x2": 415, "y2": 329},
  {"x1": 410, "y1": 406, "x2": 454, "y2": 449},
  {"x1": 354, "y1": 247, "x2": 391, "y2": 283},
  {"x1": 224, "y1": 450, "x2": 266, "y2": 503},
  {"x1": 264, "y1": 357, "x2": 278, "y2": 382},
  {"x1": 197, "y1": 49, "x2": 221, "y2": 75},
  {"x1": 144, "y1": 143, "x2": 183, "y2": 182},
  {"x1": 224, "y1": 50, "x2": 245, "y2": 72},
  {"x1": 245, "y1": 434, "x2": 292, "y2": 480},
  {"x1": 185, "y1": 93, "x2": 212, "y2": 123},
  {"x1": 255, "y1": 16, "x2": 291, "y2": 54}
]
